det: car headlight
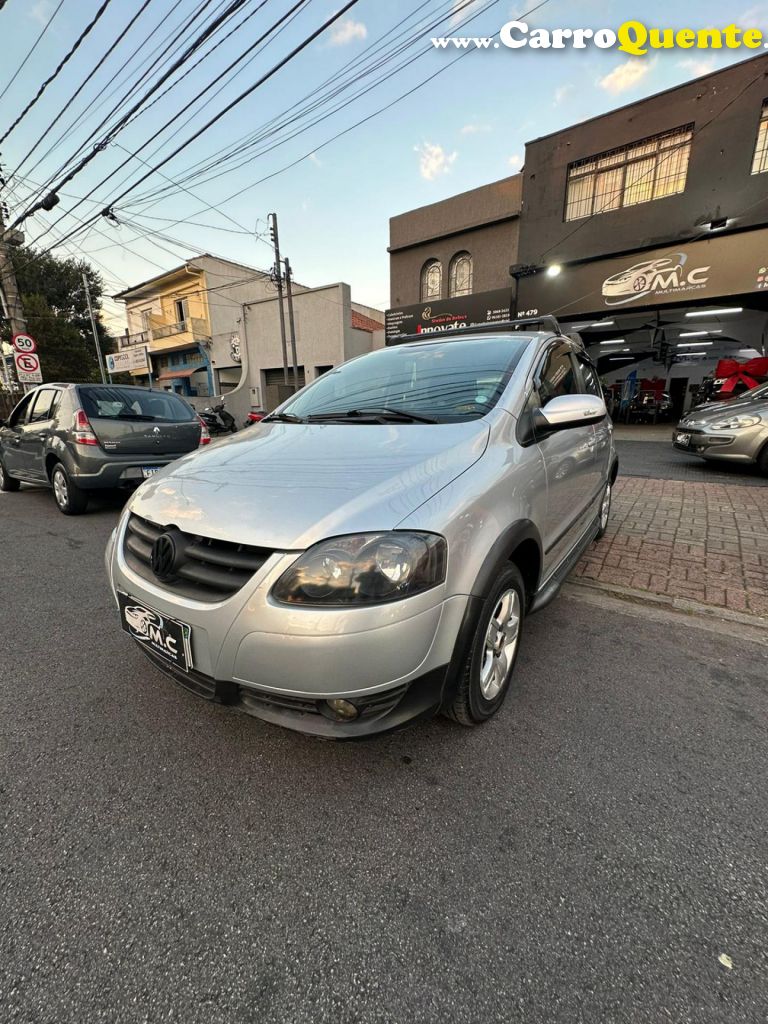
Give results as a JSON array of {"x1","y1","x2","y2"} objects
[
  {"x1": 708, "y1": 415, "x2": 761, "y2": 430},
  {"x1": 272, "y1": 532, "x2": 447, "y2": 606}
]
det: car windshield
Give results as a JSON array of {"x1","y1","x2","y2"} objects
[
  {"x1": 79, "y1": 386, "x2": 196, "y2": 422},
  {"x1": 281, "y1": 335, "x2": 531, "y2": 424}
]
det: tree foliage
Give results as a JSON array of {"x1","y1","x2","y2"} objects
[{"x1": 2, "y1": 247, "x2": 115, "y2": 383}]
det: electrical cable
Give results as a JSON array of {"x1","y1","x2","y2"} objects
[
  {"x1": 0, "y1": 0, "x2": 117, "y2": 145},
  {"x1": 13, "y1": 0, "x2": 360, "y2": 243},
  {"x1": 12, "y1": 0, "x2": 237, "y2": 207},
  {"x1": 5, "y1": 0, "x2": 157, "y2": 181},
  {"x1": 0, "y1": 0, "x2": 67, "y2": 104},
  {"x1": 17, "y1": 0, "x2": 223, "y2": 190}
]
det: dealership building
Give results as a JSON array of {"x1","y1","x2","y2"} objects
[{"x1": 388, "y1": 54, "x2": 768, "y2": 417}]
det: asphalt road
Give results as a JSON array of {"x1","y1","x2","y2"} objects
[
  {"x1": 615, "y1": 439, "x2": 767, "y2": 487},
  {"x1": 1, "y1": 486, "x2": 767, "y2": 1023}
]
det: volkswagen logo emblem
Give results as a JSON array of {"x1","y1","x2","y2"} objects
[{"x1": 150, "y1": 532, "x2": 180, "y2": 581}]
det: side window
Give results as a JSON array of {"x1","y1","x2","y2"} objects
[
  {"x1": 8, "y1": 392, "x2": 36, "y2": 427},
  {"x1": 538, "y1": 344, "x2": 578, "y2": 405},
  {"x1": 28, "y1": 389, "x2": 57, "y2": 424},
  {"x1": 576, "y1": 355, "x2": 602, "y2": 397}
]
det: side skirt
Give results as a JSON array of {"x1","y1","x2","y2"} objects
[{"x1": 528, "y1": 516, "x2": 600, "y2": 615}]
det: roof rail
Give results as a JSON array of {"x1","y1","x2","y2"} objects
[{"x1": 386, "y1": 314, "x2": 565, "y2": 346}]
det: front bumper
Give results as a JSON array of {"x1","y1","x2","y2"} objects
[
  {"x1": 672, "y1": 426, "x2": 762, "y2": 463},
  {"x1": 108, "y1": 512, "x2": 468, "y2": 736},
  {"x1": 136, "y1": 644, "x2": 448, "y2": 738}
]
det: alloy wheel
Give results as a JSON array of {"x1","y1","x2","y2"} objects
[
  {"x1": 600, "y1": 482, "x2": 612, "y2": 531},
  {"x1": 479, "y1": 588, "x2": 521, "y2": 701},
  {"x1": 53, "y1": 468, "x2": 68, "y2": 510}
]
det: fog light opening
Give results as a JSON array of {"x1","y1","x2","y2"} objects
[{"x1": 326, "y1": 698, "x2": 359, "y2": 721}]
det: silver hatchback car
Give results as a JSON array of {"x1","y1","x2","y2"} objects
[
  {"x1": 673, "y1": 383, "x2": 768, "y2": 473},
  {"x1": 106, "y1": 323, "x2": 617, "y2": 737}
]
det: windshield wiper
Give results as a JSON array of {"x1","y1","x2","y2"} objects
[
  {"x1": 307, "y1": 407, "x2": 437, "y2": 424},
  {"x1": 262, "y1": 412, "x2": 306, "y2": 423}
]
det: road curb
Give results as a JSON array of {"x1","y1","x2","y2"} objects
[{"x1": 565, "y1": 578, "x2": 768, "y2": 633}]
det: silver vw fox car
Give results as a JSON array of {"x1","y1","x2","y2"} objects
[{"x1": 106, "y1": 322, "x2": 617, "y2": 737}]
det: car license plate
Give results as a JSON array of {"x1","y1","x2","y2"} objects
[
  {"x1": 676, "y1": 432, "x2": 691, "y2": 446},
  {"x1": 118, "y1": 592, "x2": 193, "y2": 671},
  {"x1": 142, "y1": 466, "x2": 161, "y2": 479}
]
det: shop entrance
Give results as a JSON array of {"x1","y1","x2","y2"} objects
[{"x1": 668, "y1": 378, "x2": 688, "y2": 420}]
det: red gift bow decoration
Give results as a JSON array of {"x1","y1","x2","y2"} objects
[{"x1": 714, "y1": 357, "x2": 768, "y2": 395}]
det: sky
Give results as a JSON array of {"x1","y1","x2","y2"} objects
[{"x1": 1, "y1": 0, "x2": 766, "y2": 333}]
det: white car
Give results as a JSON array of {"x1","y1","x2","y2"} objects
[{"x1": 602, "y1": 258, "x2": 680, "y2": 299}]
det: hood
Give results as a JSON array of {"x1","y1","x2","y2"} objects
[
  {"x1": 683, "y1": 394, "x2": 765, "y2": 424},
  {"x1": 129, "y1": 420, "x2": 491, "y2": 550}
]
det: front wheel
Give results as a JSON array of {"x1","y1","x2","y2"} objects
[
  {"x1": 0, "y1": 458, "x2": 21, "y2": 492},
  {"x1": 51, "y1": 463, "x2": 89, "y2": 515},
  {"x1": 443, "y1": 565, "x2": 526, "y2": 727},
  {"x1": 595, "y1": 480, "x2": 612, "y2": 539}
]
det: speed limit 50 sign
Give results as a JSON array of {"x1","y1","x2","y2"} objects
[
  {"x1": 12, "y1": 332, "x2": 37, "y2": 354},
  {"x1": 14, "y1": 349, "x2": 43, "y2": 384}
]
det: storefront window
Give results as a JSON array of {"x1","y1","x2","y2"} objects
[{"x1": 565, "y1": 125, "x2": 693, "y2": 221}]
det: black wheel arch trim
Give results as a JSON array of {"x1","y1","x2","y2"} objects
[{"x1": 439, "y1": 521, "x2": 542, "y2": 711}]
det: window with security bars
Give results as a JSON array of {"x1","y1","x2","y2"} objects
[
  {"x1": 565, "y1": 125, "x2": 694, "y2": 221},
  {"x1": 751, "y1": 101, "x2": 768, "y2": 174}
]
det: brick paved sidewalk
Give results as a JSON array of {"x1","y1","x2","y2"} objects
[{"x1": 575, "y1": 477, "x2": 768, "y2": 621}]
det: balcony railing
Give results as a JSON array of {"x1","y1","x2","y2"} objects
[{"x1": 150, "y1": 316, "x2": 210, "y2": 341}]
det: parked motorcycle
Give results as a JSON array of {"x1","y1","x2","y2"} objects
[
  {"x1": 243, "y1": 411, "x2": 265, "y2": 428},
  {"x1": 201, "y1": 403, "x2": 237, "y2": 435}
]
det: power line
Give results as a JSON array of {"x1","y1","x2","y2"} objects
[
  {"x1": 7, "y1": 0, "x2": 253, "y2": 225},
  {"x1": 0, "y1": 0, "x2": 117, "y2": 145},
  {"x1": 16, "y1": 0, "x2": 223, "y2": 191},
  {"x1": 127, "y1": 0, "x2": 462, "y2": 206},
  {"x1": 16, "y1": 0, "x2": 362, "y2": 247},
  {"x1": 5, "y1": 0, "x2": 157, "y2": 179},
  {"x1": 0, "y1": 0, "x2": 67, "y2": 104},
  {"x1": 10, "y1": 0, "x2": 233, "y2": 208},
  {"x1": 138, "y1": 0, "x2": 524, "y2": 228},
  {"x1": 46, "y1": 0, "x2": 305, "y2": 235}
]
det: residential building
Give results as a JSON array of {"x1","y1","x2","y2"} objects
[
  {"x1": 236, "y1": 282, "x2": 384, "y2": 416},
  {"x1": 113, "y1": 254, "x2": 273, "y2": 399}
]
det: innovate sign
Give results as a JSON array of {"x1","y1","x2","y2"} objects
[
  {"x1": 516, "y1": 229, "x2": 768, "y2": 319},
  {"x1": 385, "y1": 288, "x2": 514, "y2": 343}
]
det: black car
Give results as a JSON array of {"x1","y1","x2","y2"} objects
[{"x1": 0, "y1": 383, "x2": 208, "y2": 515}]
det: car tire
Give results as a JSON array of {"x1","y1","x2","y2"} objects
[
  {"x1": 595, "y1": 480, "x2": 612, "y2": 540},
  {"x1": 443, "y1": 564, "x2": 526, "y2": 727},
  {"x1": 0, "y1": 458, "x2": 21, "y2": 492},
  {"x1": 51, "y1": 462, "x2": 88, "y2": 515}
]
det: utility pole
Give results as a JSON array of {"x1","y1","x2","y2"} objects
[
  {"x1": 0, "y1": 199, "x2": 27, "y2": 389},
  {"x1": 268, "y1": 212, "x2": 290, "y2": 388},
  {"x1": 283, "y1": 256, "x2": 299, "y2": 391},
  {"x1": 82, "y1": 272, "x2": 108, "y2": 383}
]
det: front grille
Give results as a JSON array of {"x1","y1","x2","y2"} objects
[{"x1": 124, "y1": 513, "x2": 273, "y2": 601}]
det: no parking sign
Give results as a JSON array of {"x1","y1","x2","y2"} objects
[{"x1": 14, "y1": 349, "x2": 43, "y2": 384}]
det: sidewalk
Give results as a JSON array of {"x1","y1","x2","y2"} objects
[{"x1": 575, "y1": 476, "x2": 768, "y2": 622}]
